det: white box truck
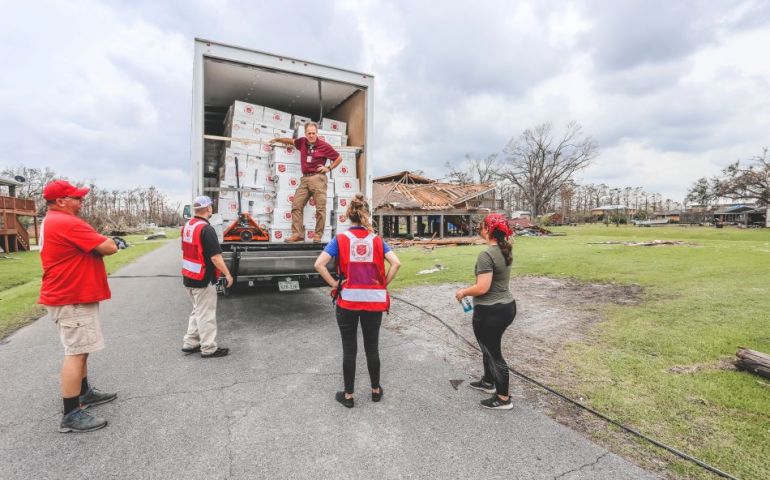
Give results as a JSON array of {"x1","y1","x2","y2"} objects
[{"x1": 188, "y1": 38, "x2": 374, "y2": 293}]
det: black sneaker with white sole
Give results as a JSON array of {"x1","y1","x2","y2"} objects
[
  {"x1": 469, "y1": 379, "x2": 496, "y2": 394},
  {"x1": 480, "y1": 395, "x2": 513, "y2": 410}
]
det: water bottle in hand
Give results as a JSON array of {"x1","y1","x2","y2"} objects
[{"x1": 460, "y1": 297, "x2": 473, "y2": 313}]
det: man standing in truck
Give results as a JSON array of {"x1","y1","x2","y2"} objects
[
  {"x1": 271, "y1": 122, "x2": 343, "y2": 243},
  {"x1": 181, "y1": 195, "x2": 234, "y2": 358}
]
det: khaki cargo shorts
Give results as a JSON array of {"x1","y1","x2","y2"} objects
[{"x1": 46, "y1": 303, "x2": 105, "y2": 355}]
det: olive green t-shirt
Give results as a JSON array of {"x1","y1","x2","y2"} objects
[{"x1": 473, "y1": 245, "x2": 514, "y2": 306}]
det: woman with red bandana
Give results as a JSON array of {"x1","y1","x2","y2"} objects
[{"x1": 455, "y1": 213, "x2": 516, "y2": 410}]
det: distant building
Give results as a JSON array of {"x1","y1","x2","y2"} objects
[
  {"x1": 652, "y1": 210, "x2": 681, "y2": 223},
  {"x1": 372, "y1": 171, "x2": 504, "y2": 238},
  {"x1": 0, "y1": 176, "x2": 38, "y2": 252},
  {"x1": 590, "y1": 205, "x2": 637, "y2": 219}
]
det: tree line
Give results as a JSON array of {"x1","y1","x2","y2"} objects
[
  {"x1": 444, "y1": 122, "x2": 683, "y2": 223},
  {"x1": 1, "y1": 165, "x2": 181, "y2": 233}
]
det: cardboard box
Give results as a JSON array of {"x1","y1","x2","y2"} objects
[
  {"x1": 270, "y1": 145, "x2": 301, "y2": 165},
  {"x1": 337, "y1": 147, "x2": 358, "y2": 162},
  {"x1": 273, "y1": 172, "x2": 301, "y2": 191},
  {"x1": 217, "y1": 192, "x2": 240, "y2": 220},
  {"x1": 305, "y1": 228, "x2": 332, "y2": 243},
  {"x1": 317, "y1": 130, "x2": 343, "y2": 147},
  {"x1": 229, "y1": 120, "x2": 258, "y2": 141},
  {"x1": 321, "y1": 118, "x2": 347, "y2": 134},
  {"x1": 334, "y1": 177, "x2": 357, "y2": 196},
  {"x1": 229, "y1": 139, "x2": 264, "y2": 154},
  {"x1": 262, "y1": 106, "x2": 291, "y2": 129},
  {"x1": 335, "y1": 196, "x2": 354, "y2": 212},
  {"x1": 271, "y1": 207, "x2": 294, "y2": 227},
  {"x1": 292, "y1": 115, "x2": 312, "y2": 131},
  {"x1": 274, "y1": 190, "x2": 297, "y2": 209},
  {"x1": 335, "y1": 212, "x2": 353, "y2": 227},
  {"x1": 331, "y1": 160, "x2": 357, "y2": 179},
  {"x1": 231, "y1": 101, "x2": 263, "y2": 123},
  {"x1": 221, "y1": 149, "x2": 249, "y2": 188},
  {"x1": 269, "y1": 228, "x2": 292, "y2": 243}
]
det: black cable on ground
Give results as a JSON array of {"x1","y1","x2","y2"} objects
[{"x1": 390, "y1": 295, "x2": 739, "y2": 480}]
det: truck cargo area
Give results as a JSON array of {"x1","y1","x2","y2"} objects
[{"x1": 191, "y1": 39, "x2": 374, "y2": 291}]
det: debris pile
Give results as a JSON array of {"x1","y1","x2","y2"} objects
[{"x1": 587, "y1": 240, "x2": 693, "y2": 247}]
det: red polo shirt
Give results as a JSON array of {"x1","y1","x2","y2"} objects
[
  {"x1": 39, "y1": 209, "x2": 111, "y2": 306},
  {"x1": 294, "y1": 137, "x2": 340, "y2": 175}
]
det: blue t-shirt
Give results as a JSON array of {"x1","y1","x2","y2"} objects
[{"x1": 323, "y1": 226, "x2": 392, "y2": 257}]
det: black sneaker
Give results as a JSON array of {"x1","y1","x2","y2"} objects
[
  {"x1": 59, "y1": 407, "x2": 107, "y2": 433},
  {"x1": 469, "y1": 379, "x2": 496, "y2": 394},
  {"x1": 480, "y1": 395, "x2": 513, "y2": 410},
  {"x1": 79, "y1": 387, "x2": 117, "y2": 408},
  {"x1": 182, "y1": 345, "x2": 201, "y2": 353},
  {"x1": 335, "y1": 391, "x2": 354, "y2": 408},
  {"x1": 372, "y1": 386, "x2": 383, "y2": 402},
  {"x1": 201, "y1": 347, "x2": 229, "y2": 358}
]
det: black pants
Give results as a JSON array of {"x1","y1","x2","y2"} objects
[
  {"x1": 472, "y1": 300, "x2": 516, "y2": 396},
  {"x1": 336, "y1": 306, "x2": 383, "y2": 394}
]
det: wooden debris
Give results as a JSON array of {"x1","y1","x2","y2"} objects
[
  {"x1": 587, "y1": 240, "x2": 691, "y2": 247},
  {"x1": 387, "y1": 236, "x2": 485, "y2": 248},
  {"x1": 736, "y1": 348, "x2": 770, "y2": 380}
]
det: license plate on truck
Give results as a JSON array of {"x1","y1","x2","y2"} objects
[{"x1": 278, "y1": 280, "x2": 300, "y2": 292}]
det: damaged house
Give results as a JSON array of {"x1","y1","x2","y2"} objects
[{"x1": 372, "y1": 171, "x2": 503, "y2": 238}]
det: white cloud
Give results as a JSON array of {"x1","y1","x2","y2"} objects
[{"x1": 1, "y1": 0, "x2": 769, "y2": 205}]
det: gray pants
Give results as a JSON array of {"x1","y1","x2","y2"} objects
[{"x1": 183, "y1": 284, "x2": 218, "y2": 354}]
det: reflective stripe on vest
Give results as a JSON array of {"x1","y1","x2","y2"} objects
[
  {"x1": 181, "y1": 258, "x2": 203, "y2": 274},
  {"x1": 339, "y1": 288, "x2": 388, "y2": 302}
]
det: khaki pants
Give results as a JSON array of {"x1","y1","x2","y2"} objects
[
  {"x1": 183, "y1": 284, "x2": 218, "y2": 354},
  {"x1": 291, "y1": 173, "x2": 328, "y2": 238},
  {"x1": 46, "y1": 303, "x2": 105, "y2": 356}
]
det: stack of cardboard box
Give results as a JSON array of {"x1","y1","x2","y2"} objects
[{"x1": 216, "y1": 101, "x2": 359, "y2": 242}]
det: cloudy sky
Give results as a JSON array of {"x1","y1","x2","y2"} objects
[{"x1": 2, "y1": 0, "x2": 769, "y2": 204}]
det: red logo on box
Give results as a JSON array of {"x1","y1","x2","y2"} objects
[
  {"x1": 339, "y1": 215, "x2": 346, "y2": 222},
  {"x1": 290, "y1": 179, "x2": 298, "y2": 187},
  {"x1": 284, "y1": 212, "x2": 291, "y2": 220},
  {"x1": 307, "y1": 231, "x2": 314, "y2": 239},
  {"x1": 273, "y1": 113, "x2": 281, "y2": 121},
  {"x1": 340, "y1": 199, "x2": 348, "y2": 207},
  {"x1": 331, "y1": 123, "x2": 339, "y2": 131},
  {"x1": 287, "y1": 147, "x2": 294, "y2": 154},
  {"x1": 262, "y1": 144, "x2": 271, "y2": 152},
  {"x1": 341, "y1": 166, "x2": 348, "y2": 174},
  {"x1": 344, "y1": 181, "x2": 351, "y2": 189},
  {"x1": 245, "y1": 106, "x2": 253, "y2": 114},
  {"x1": 278, "y1": 164, "x2": 286, "y2": 173},
  {"x1": 288, "y1": 195, "x2": 294, "y2": 202},
  {"x1": 309, "y1": 198, "x2": 316, "y2": 207},
  {"x1": 275, "y1": 231, "x2": 283, "y2": 239}
]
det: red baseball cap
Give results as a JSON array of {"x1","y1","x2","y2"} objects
[{"x1": 43, "y1": 180, "x2": 90, "y2": 201}]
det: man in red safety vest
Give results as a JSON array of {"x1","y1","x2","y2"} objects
[{"x1": 181, "y1": 196, "x2": 233, "y2": 358}]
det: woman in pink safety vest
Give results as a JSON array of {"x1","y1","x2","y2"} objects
[{"x1": 315, "y1": 193, "x2": 401, "y2": 408}]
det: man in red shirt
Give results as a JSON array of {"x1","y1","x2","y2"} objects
[
  {"x1": 39, "y1": 180, "x2": 119, "y2": 433},
  {"x1": 272, "y1": 122, "x2": 342, "y2": 243}
]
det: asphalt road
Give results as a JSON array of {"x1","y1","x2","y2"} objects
[{"x1": 0, "y1": 241, "x2": 656, "y2": 479}]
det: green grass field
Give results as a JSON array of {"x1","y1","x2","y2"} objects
[
  {"x1": 0, "y1": 229, "x2": 179, "y2": 339},
  {"x1": 389, "y1": 225, "x2": 770, "y2": 479}
]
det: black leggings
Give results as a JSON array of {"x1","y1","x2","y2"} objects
[
  {"x1": 472, "y1": 300, "x2": 516, "y2": 396},
  {"x1": 336, "y1": 306, "x2": 383, "y2": 394}
]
